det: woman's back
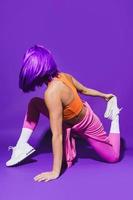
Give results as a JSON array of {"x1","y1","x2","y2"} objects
[{"x1": 47, "y1": 72, "x2": 85, "y2": 122}]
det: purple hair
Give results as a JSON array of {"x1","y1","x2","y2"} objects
[{"x1": 19, "y1": 44, "x2": 60, "y2": 92}]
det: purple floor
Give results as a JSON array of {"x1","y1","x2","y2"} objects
[
  {"x1": 1, "y1": 0, "x2": 133, "y2": 199},
  {"x1": 1, "y1": 128, "x2": 133, "y2": 200}
]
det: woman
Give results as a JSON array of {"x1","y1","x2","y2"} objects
[{"x1": 6, "y1": 45, "x2": 122, "y2": 182}]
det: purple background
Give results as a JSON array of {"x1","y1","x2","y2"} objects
[{"x1": 0, "y1": 1, "x2": 133, "y2": 200}]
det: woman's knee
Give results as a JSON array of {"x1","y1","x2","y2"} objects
[
  {"x1": 107, "y1": 154, "x2": 120, "y2": 163},
  {"x1": 28, "y1": 97, "x2": 41, "y2": 107}
]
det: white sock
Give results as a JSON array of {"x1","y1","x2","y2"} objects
[
  {"x1": 109, "y1": 115, "x2": 120, "y2": 134},
  {"x1": 16, "y1": 128, "x2": 33, "y2": 147}
]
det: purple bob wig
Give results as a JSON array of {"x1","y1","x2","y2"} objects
[{"x1": 19, "y1": 44, "x2": 60, "y2": 92}]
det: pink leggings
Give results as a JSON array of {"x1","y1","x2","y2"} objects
[{"x1": 23, "y1": 97, "x2": 120, "y2": 164}]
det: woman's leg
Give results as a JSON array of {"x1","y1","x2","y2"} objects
[
  {"x1": 16, "y1": 97, "x2": 49, "y2": 147},
  {"x1": 6, "y1": 97, "x2": 49, "y2": 166},
  {"x1": 87, "y1": 115, "x2": 120, "y2": 163},
  {"x1": 72, "y1": 100, "x2": 121, "y2": 163}
]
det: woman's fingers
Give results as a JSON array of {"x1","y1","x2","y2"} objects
[
  {"x1": 34, "y1": 172, "x2": 52, "y2": 182},
  {"x1": 34, "y1": 174, "x2": 42, "y2": 180},
  {"x1": 34, "y1": 171, "x2": 59, "y2": 182},
  {"x1": 45, "y1": 179, "x2": 50, "y2": 182},
  {"x1": 34, "y1": 173, "x2": 45, "y2": 181}
]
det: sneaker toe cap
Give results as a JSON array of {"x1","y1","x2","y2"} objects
[{"x1": 6, "y1": 160, "x2": 12, "y2": 166}]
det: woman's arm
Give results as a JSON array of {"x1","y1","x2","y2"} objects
[
  {"x1": 45, "y1": 89, "x2": 63, "y2": 175},
  {"x1": 79, "y1": 87, "x2": 107, "y2": 98},
  {"x1": 34, "y1": 88, "x2": 63, "y2": 182},
  {"x1": 66, "y1": 73, "x2": 114, "y2": 101}
]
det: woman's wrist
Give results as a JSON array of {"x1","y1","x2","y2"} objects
[
  {"x1": 52, "y1": 170, "x2": 60, "y2": 177},
  {"x1": 103, "y1": 93, "x2": 115, "y2": 101},
  {"x1": 97, "y1": 92, "x2": 106, "y2": 98}
]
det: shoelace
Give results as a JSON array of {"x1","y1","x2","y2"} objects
[{"x1": 8, "y1": 146, "x2": 14, "y2": 151}]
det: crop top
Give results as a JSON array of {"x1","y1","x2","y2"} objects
[{"x1": 55, "y1": 73, "x2": 84, "y2": 120}]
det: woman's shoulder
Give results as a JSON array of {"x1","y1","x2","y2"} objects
[
  {"x1": 60, "y1": 71, "x2": 72, "y2": 81},
  {"x1": 44, "y1": 82, "x2": 61, "y2": 100},
  {"x1": 45, "y1": 73, "x2": 64, "y2": 93}
]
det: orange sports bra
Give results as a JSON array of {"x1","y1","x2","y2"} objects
[{"x1": 56, "y1": 73, "x2": 84, "y2": 120}]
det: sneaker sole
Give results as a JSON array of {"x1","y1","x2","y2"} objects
[
  {"x1": 108, "y1": 107, "x2": 123, "y2": 120},
  {"x1": 6, "y1": 149, "x2": 36, "y2": 167}
]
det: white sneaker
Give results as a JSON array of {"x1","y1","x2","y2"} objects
[
  {"x1": 104, "y1": 96, "x2": 122, "y2": 120},
  {"x1": 6, "y1": 143, "x2": 36, "y2": 167}
]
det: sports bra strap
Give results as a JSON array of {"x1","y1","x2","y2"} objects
[{"x1": 57, "y1": 73, "x2": 76, "y2": 93}]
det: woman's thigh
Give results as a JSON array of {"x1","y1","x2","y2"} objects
[
  {"x1": 27, "y1": 97, "x2": 49, "y2": 118},
  {"x1": 75, "y1": 111, "x2": 110, "y2": 144}
]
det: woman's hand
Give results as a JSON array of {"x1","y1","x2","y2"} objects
[
  {"x1": 103, "y1": 93, "x2": 115, "y2": 101},
  {"x1": 34, "y1": 171, "x2": 60, "y2": 182}
]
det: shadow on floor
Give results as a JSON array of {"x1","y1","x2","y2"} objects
[
  {"x1": 33, "y1": 128, "x2": 126, "y2": 174},
  {"x1": 17, "y1": 128, "x2": 126, "y2": 171},
  {"x1": 33, "y1": 128, "x2": 126, "y2": 159}
]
